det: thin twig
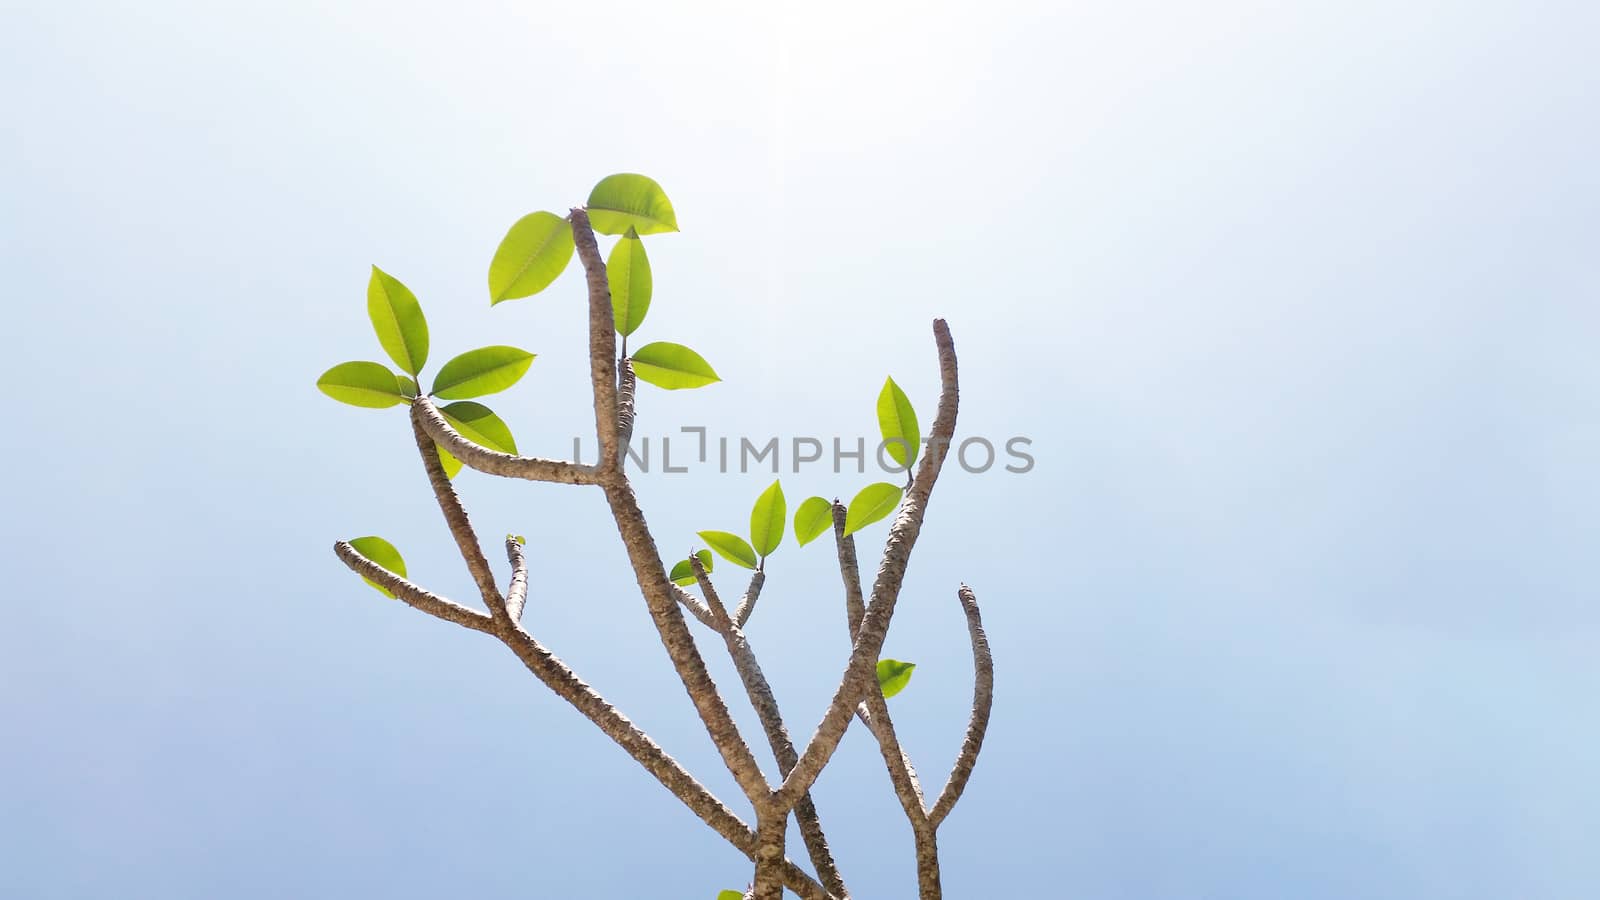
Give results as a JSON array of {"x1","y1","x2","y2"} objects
[
  {"x1": 570, "y1": 208, "x2": 621, "y2": 473},
  {"x1": 831, "y1": 502, "x2": 865, "y2": 641},
  {"x1": 504, "y1": 537, "x2": 530, "y2": 624},
  {"x1": 777, "y1": 320, "x2": 960, "y2": 810},
  {"x1": 409, "y1": 407, "x2": 504, "y2": 617},
  {"x1": 928, "y1": 584, "x2": 994, "y2": 830},
  {"x1": 733, "y1": 571, "x2": 766, "y2": 629},
  {"x1": 413, "y1": 396, "x2": 599, "y2": 485},
  {"x1": 333, "y1": 542, "x2": 496, "y2": 633},
  {"x1": 618, "y1": 355, "x2": 637, "y2": 453}
]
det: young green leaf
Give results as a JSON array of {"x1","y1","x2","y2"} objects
[
  {"x1": 437, "y1": 445, "x2": 463, "y2": 479},
  {"x1": 488, "y1": 211, "x2": 575, "y2": 304},
  {"x1": 317, "y1": 361, "x2": 408, "y2": 408},
  {"x1": 793, "y1": 496, "x2": 833, "y2": 547},
  {"x1": 876, "y1": 659, "x2": 916, "y2": 699},
  {"x1": 439, "y1": 401, "x2": 518, "y2": 454},
  {"x1": 698, "y1": 531, "x2": 757, "y2": 570},
  {"x1": 348, "y1": 535, "x2": 406, "y2": 598},
  {"x1": 367, "y1": 265, "x2": 429, "y2": 375},
  {"x1": 717, "y1": 892, "x2": 745, "y2": 900},
  {"x1": 669, "y1": 549, "x2": 715, "y2": 586},
  {"x1": 431, "y1": 346, "x2": 536, "y2": 399},
  {"x1": 877, "y1": 376, "x2": 920, "y2": 469},
  {"x1": 608, "y1": 227, "x2": 652, "y2": 337},
  {"x1": 844, "y1": 482, "x2": 904, "y2": 535},
  {"x1": 586, "y1": 173, "x2": 679, "y2": 235},
  {"x1": 630, "y1": 342, "x2": 719, "y2": 390},
  {"x1": 749, "y1": 480, "x2": 786, "y2": 558},
  {"x1": 397, "y1": 375, "x2": 419, "y2": 398}
]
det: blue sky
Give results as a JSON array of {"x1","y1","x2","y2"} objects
[{"x1": 2, "y1": 1, "x2": 1596, "y2": 897}]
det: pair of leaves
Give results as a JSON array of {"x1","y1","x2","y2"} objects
[
  {"x1": 348, "y1": 536, "x2": 406, "y2": 598},
  {"x1": 789, "y1": 482, "x2": 903, "y2": 546},
  {"x1": 698, "y1": 480, "x2": 787, "y2": 570},
  {"x1": 318, "y1": 347, "x2": 535, "y2": 410},
  {"x1": 488, "y1": 174, "x2": 677, "y2": 305},
  {"x1": 669, "y1": 550, "x2": 714, "y2": 587}
]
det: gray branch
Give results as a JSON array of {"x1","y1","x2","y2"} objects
[
  {"x1": 504, "y1": 537, "x2": 530, "y2": 624},
  {"x1": 413, "y1": 396, "x2": 599, "y2": 485},
  {"x1": 333, "y1": 542, "x2": 496, "y2": 634},
  {"x1": 777, "y1": 319, "x2": 960, "y2": 810},
  {"x1": 690, "y1": 555, "x2": 850, "y2": 898},
  {"x1": 570, "y1": 207, "x2": 621, "y2": 473},
  {"x1": 928, "y1": 584, "x2": 994, "y2": 830},
  {"x1": 409, "y1": 407, "x2": 504, "y2": 618}
]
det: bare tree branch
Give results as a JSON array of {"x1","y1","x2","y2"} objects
[
  {"x1": 691, "y1": 556, "x2": 851, "y2": 898},
  {"x1": 674, "y1": 583, "x2": 722, "y2": 631},
  {"x1": 570, "y1": 208, "x2": 621, "y2": 473},
  {"x1": 752, "y1": 813, "x2": 788, "y2": 900},
  {"x1": 777, "y1": 319, "x2": 960, "y2": 810},
  {"x1": 408, "y1": 407, "x2": 504, "y2": 618},
  {"x1": 413, "y1": 396, "x2": 599, "y2": 485},
  {"x1": 503, "y1": 537, "x2": 530, "y2": 624},
  {"x1": 617, "y1": 355, "x2": 637, "y2": 453},
  {"x1": 928, "y1": 583, "x2": 994, "y2": 830},
  {"x1": 733, "y1": 570, "x2": 766, "y2": 629},
  {"x1": 600, "y1": 442, "x2": 772, "y2": 807},
  {"x1": 333, "y1": 542, "x2": 496, "y2": 633},
  {"x1": 831, "y1": 502, "x2": 865, "y2": 641}
]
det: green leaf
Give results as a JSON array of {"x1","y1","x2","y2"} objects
[
  {"x1": 876, "y1": 659, "x2": 916, "y2": 699},
  {"x1": 317, "y1": 361, "x2": 408, "y2": 408},
  {"x1": 698, "y1": 531, "x2": 757, "y2": 570},
  {"x1": 608, "y1": 227, "x2": 652, "y2": 337},
  {"x1": 348, "y1": 535, "x2": 406, "y2": 598},
  {"x1": 437, "y1": 445, "x2": 463, "y2": 479},
  {"x1": 440, "y1": 401, "x2": 517, "y2": 454},
  {"x1": 717, "y1": 892, "x2": 745, "y2": 900},
  {"x1": 877, "y1": 376, "x2": 920, "y2": 469},
  {"x1": 488, "y1": 211, "x2": 576, "y2": 303},
  {"x1": 397, "y1": 375, "x2": 418, "y2": 398},
  {"x1": 587, "y1": 173, "x2": 679, "y2": 235},
  {"x1": 749, "y1": 480, "x2": 786, "y2": 558},
  {"x1": 844, "y1": 482, "x2": 904, "y2": 536},
  {"x1": 367, "y1": 265, "x2": 429, "y2": 375},
  {"x1": 669, "y1": 549, "x2": 715, "y2": 586},
  {"x1": 793, "y1": 497, "x2": 833, "y2": 547},
  {"x1": 631, "y1": 342, "x2": 719, "y2": 390},
  {"x1": 431, "y1": 346, "x2": 536, "y2": 399}
]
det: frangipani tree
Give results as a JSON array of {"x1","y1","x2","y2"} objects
[{"x1": 317, "y1": 174, "x2": 993, "y2": 899}]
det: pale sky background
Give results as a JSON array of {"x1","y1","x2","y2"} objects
[{"x1": 2, "y1": 1, "x2": 1596, "y2": 897}]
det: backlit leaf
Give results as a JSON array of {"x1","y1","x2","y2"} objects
[
  {"x1": 876, "y1": 659, "x2": 916, "y2": 699},
  {"x1": 608, "y1": 227, "x2": 652, "y2": 337},
  {"x1": 431, "y1": 346, "x2": 535, "y2": 400},
  {"x1": 367, "y1": 265, "x2": 429, "y2": 375},
  {"x1": 440, "y1": 401, "x2": 517, "y2": 454},
  {"x1": 631, "y1": 342, "x2": 719, "y2": 390},
  {"x1": 844, "y1": 482, "x2": 903, "y2": 536},
  {"x1": 317, "y1": 361, "x2": 407, "y2": 409},
  {"x1": 793, "y1": 497, "x2": 832, "y2": 547},
  {"x1": 348, "y1": 535, "x2": 406, "y2": 598},
  {"x1": 876, "y1": 376, "x2": 920, "y2": 469},
  {"x1": 670, "y1": 550, "x2": 715, "y2": 586},
  {"x1": 698, "y1": 531, "x2": 757, "y2": 570},
  {"x1": 488, "y1": 211, "x2": 575, "y2": 303},
  {"x1": 587, "y1": 173, "x2": 678, "y2": 235},
  {"x1": 749, "y1": 480, "x2": 786, "y2": 558}
]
